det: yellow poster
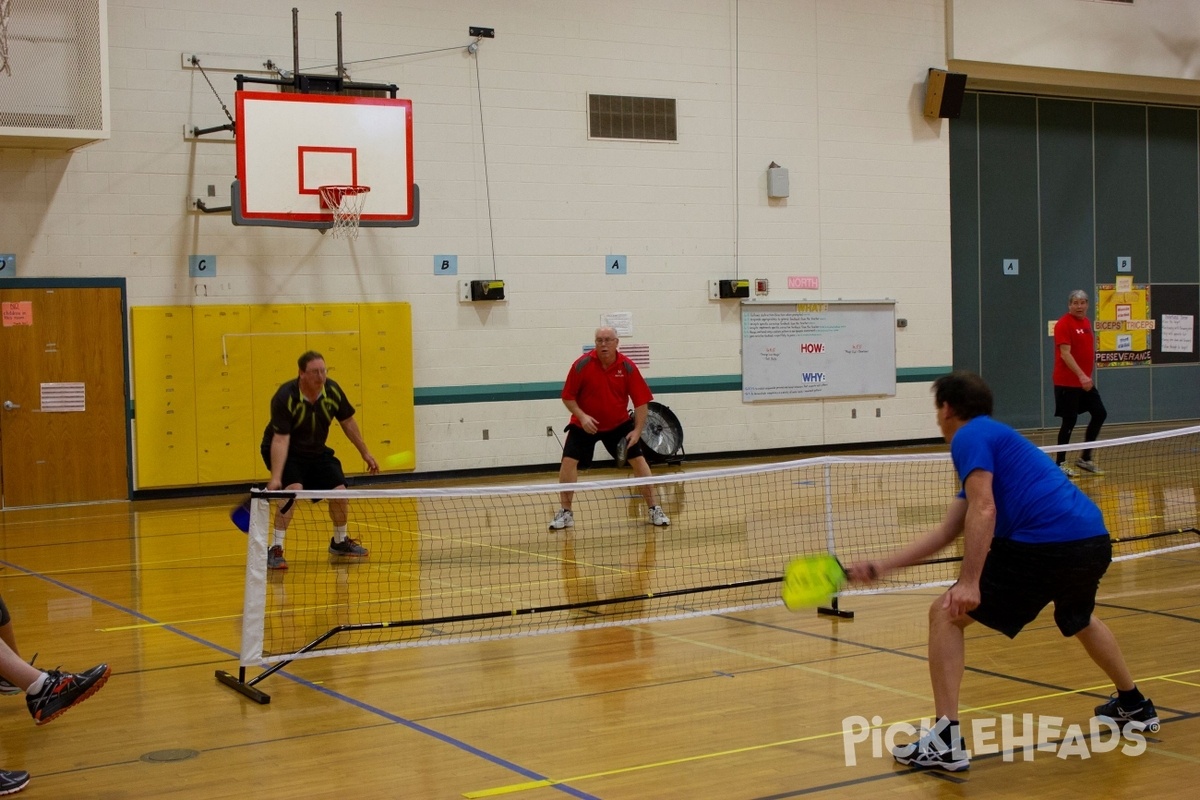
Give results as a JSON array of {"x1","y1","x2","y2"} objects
[{"x1": 1095, "y1": 284, "x2": 1153, "y2": 367}]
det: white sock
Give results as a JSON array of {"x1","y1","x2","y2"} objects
[
  {"x1": 25, "y1": 672, "x2": 48, "y2": 695},
  {"x1": 333, "y1": 525, "x2": 348, "y2": 543},
  {"x1": 272, "y1": 529, "x2": 286, "y2": 548}
]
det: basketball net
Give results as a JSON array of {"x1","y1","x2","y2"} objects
[
  {"x1": 318, "y1": 185, "x2": 371, "y2": 240},
  {"x1": 0, "y1": 0, "x2": 13, "y2": 77}
]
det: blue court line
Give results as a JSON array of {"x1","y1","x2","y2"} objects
[{"x1": 1, "y1": 558, "x2": 602, "y2": 800}]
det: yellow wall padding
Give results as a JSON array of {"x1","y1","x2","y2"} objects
[
  {"x1": 132, "y1": 307, "x2": 199, "y2": 487},
  {"x1": 132, "y1": 303, "x2": 414, "y2": 489},
  {"x1": 194, "y1": 305, "x2": 255, "y2": 483},
  {"x1": 360, "y1": 303, "x2": 416, "y2": 463}
]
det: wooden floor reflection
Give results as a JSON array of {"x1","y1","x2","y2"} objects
[{"x1": 0, "y1": 437, "x2": 1197, "y2": 799}]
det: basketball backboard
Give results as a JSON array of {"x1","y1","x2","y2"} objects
[{"x1": 232, "y1": 91, "x2": 417, "y2": 229}]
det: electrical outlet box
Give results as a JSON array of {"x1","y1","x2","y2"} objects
[
  {"x1": 718, "y1": 279, "x2": 750, "y2": 299},
  {"x1": 460, "y1": 280, "x2": 505, "y2": 301},
  {"x1": 470, "y1": 279, "x2": 505, "y2": 301}
]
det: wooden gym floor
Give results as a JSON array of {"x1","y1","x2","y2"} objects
[{"x1": 0, "y1": 442, "x2": 1197, "y2": 799}]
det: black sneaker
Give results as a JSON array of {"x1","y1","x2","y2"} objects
[
  {"x1": 328, "y1": 537, "x2": 368, "y2": 557},
  {"x1": 0, "y1": 769, "x2": 30, "y2": 796},
  {"x1": 27, "y1": 664, "x2": 111, "y2": 726},
  {"x1": 892, "y1": 728, "x2": 970, "y2": 772},
  {"x1": 1094, "y1": 694, "x2": 1160, "y2": 733}
]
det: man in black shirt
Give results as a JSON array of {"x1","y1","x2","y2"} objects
[{"x1": 260, "y1": 351, "x2": 379, "y2": 569}]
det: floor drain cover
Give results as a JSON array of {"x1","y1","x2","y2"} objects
[{"x1": 140, "y1": 749, "x2": 200, "y2": 763}]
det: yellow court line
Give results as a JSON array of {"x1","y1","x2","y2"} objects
[
  {"x1": 960, "y1": 667, "x2": 1199, "y2": 713},
  {"x1": 464, "y1": 646, "x2": 1200, "y2": 798},
  {"x1": 1160, "y1": 676, "x2": 1200, "y2": 689},
  {"x1": 463, "y1": 725, "x2": 853, "y2": 799},
  {"x1": 463, "y1": 628, "x2": 933, "y2": 798},
  {"x1": 99, "y1": 612, "x2": 242, "y2": 632}
]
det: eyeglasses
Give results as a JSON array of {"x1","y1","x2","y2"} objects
[{"x1": 594, "y1": 337, "x2": 617, "y2": 343}]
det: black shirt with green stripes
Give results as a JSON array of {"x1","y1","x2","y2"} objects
[{"x1": 260, "y1": 377, "x2": 356, "y2": 458}]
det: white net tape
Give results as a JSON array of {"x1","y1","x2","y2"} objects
[{"x1": 318, "y1": 185, "x2": 370, "y2": 240}]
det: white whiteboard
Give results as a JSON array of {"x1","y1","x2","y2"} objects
[{"x1": 741, "y1": 301, "x2": 897, "y2": 401}]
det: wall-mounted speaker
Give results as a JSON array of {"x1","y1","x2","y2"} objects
[{"x1": 923, "y1": 68, "x2": 967, "y2": 119}]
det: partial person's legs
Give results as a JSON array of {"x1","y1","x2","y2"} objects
[
  {"x1": 0, "y1": 598, "x2": 36, "y2": 695},
  {"x1": 327, "y1": 486, "x2": 368, "y2": 557},
  {"x1": 0, "y1": 595, "x2": 23, "y2": 657},
  {"x1": 557, "y1": 457, "x2": 579, "y2": 511},
  {"x1": 0, "y1": 636, "x2": 111, "y2": 726},
  {"x1": 266, "y1": 482, "x2": 302, "y2": 569},
  {"x1": 1077, "y1": 614, "x2": 1159, "y2": 729},
  {"x1": 1081, "y1": 394, "x2": 1107, "y2": 462},
  {"x1": 273, "y1": 482, "x2": 302, "y2": 537},
  {"x1": 1056, "y1": 411, "x2": 1078, "y2": 465},
  {"x1": 328, "y1": 495, "x2": 348, "y2": 527},
  {"x1": 549, "y1": 457, "x2": 580, "y2": 530},
  {"x1": 0, "y1": 620, "x2": 17, "y2": 655},
  {"x1": 1075, "y1": 614, "x2": 1133, "y2": 689},
  {"x1": 629, "y1": 455, "x2": 656, "y2": 508},
  {"x1": 928, "y1": 600, "x2": 975, "y2": 720},
  {"x1": 630, "y1": 456, "x2": 670, "y2": 526},
  {"x1": 891, "y1": 597, "x2": 973, "y2": 771},
  {"x1": 0, "y1": 638, "x2": 42, "y2": 692}
]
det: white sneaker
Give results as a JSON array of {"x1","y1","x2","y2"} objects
[
  {"x1": 1059, "y1": 463, "x2": 1078, "y2": 478},
  {"x1": 892, "y1": 726, "x2": 970, "y2": 772},
  {"x1": 649, "y1": 505, "x2": 670, "y2": 526},
  {"x1": 548, "y1": 508, "x2": 574, "y2": 530},
  {"x1": 1077, "y1": 459, "x2": 1105, "y2": 475}
]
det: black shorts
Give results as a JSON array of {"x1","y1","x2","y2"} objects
[
  {"x1": 968, "y1": 534, "x2": 1111, "y2": 638},
  {"x1": 561, "y1": 419, "x2": 645, "y2": 467},
  {"x1": 260, "y1": 446, "x2": 347, "y2": 490},
  {"x1": 1054, "y1": 385, "x2": 1105, "y2": 418}
]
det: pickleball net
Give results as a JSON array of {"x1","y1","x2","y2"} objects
[{"x1": 230, "y1": 424, "x2": 1200, "y2": 676}]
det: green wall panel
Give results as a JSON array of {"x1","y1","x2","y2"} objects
[
  {"x1": 1147, "y1": 106, "x2": 1199, "y2": 284},
  {"x1": 978, "y1": 94, "x2": 1043, "y2": 428}
]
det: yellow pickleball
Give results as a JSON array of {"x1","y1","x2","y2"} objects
[{"x1": 383, "y1": 450, "x2": 415, "y2": 470}]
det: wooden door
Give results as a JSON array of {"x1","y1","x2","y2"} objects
[{"x1": 0, "y1": 286, "x2": 129, "y2": 506}]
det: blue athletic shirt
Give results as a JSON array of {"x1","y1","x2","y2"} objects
[{"x1": 951, "y1": 416, "x2": 1107, "y2": 543}]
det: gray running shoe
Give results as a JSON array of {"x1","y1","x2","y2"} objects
[{"x1": 328, "y1": 537, "x2": 369, "y2": 557}]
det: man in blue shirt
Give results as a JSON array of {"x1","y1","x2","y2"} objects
[{"x1": 847, "y1": 371, "x2": 1156, "y2": 772}]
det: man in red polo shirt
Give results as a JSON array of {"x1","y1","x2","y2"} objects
[
  {"x1": 1052, "y1": 290, "x2": 1107, "y2": 477},
  {"x1": 549, "y1": 326, "x2": 670, "y2": 530}
]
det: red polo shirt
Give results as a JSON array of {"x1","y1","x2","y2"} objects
[{"x1": 561, "y1": 352, "x2": 652, "y2": 432}]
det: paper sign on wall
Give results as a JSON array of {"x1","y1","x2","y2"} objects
[
  {"x1": 601, "y1": 312, "x2": 633, "y2": 337},
  {"x1": 2, "y1": 301, "x2": 32, "y2": 326}
]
